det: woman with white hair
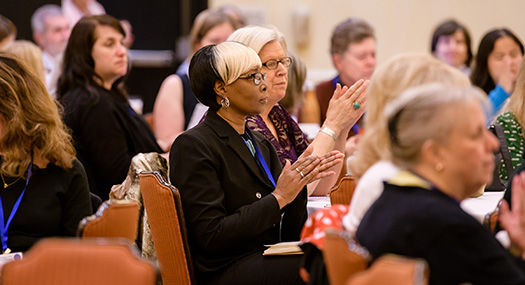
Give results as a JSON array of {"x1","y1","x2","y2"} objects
[{"x1": 229, "y1": 25, "x2": 367, "y2": 196}]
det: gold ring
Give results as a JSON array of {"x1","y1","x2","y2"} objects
[{"x1": 295, "y1": 168, "x2": 305, "y2": 178}]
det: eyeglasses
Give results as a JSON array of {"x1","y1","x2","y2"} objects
[
  {"x1": 262, "y1": 57, "x2": 293, "y2": 70},
  {"x1": 238, "y1": 72, "x2": 267, "y2": 85}
]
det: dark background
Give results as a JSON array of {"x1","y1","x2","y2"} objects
[{"x1": 3, "y1": 0, "x2": 207, "y2": 113}]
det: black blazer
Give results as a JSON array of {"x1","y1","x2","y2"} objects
[{"x1": 169, "y1": 111, "x2": 307, "y2": 275}]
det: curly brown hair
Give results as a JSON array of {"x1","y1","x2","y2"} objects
[{"x1": 0, "y1": 52, "x2": 75, "y2": 178}]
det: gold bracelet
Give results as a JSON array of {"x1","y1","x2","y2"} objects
[{"x1": 319, "y1": 126, "x2": 338, "y2": 141}]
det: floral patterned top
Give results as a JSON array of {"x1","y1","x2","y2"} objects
[
  {"x1": 246, "y1": 103, "x2": 309, "y2": 166},
  {"x1": 495, "y1": 112, "x2": 524, "y2": 181}
]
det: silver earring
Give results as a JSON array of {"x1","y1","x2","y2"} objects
[{"x1": 221, "y1": 97, "x2": 230, "y2": 108}]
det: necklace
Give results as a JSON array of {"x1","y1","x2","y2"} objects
[{"x1": 0, "y1": 174, "x2": 21, "y2": 189}]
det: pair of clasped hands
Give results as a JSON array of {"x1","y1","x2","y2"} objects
[{"x1": 271, "y1": 146, "x2": 342, "y2": 209}]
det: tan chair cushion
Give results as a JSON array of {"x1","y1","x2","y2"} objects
[
  {"x1": 330, "y1": 175, "x2": 357, "y2": 205},
  {"x1": 1, "y1": 238, "x2": 157, "y2": 285},
  {"x1": 78, "y1": 200, "x2": 139, "y2": 242},
  {"x1": 347, "y1": 254, "x2": 429, "y2": 285},
  {"x1": 323, "y1": 229, "x2": 369, "y2": 285}
]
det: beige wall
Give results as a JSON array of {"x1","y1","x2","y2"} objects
[{"x1": 210, "y1": 0, "x2": 525, "y2": 83}]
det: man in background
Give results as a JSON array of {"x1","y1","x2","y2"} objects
[
  {"x1": 32, "y1": 5, "x2": 70, "y2": 97},
  {"x1": 316, "y1": 18, "x2": 376, "y2": 124}
]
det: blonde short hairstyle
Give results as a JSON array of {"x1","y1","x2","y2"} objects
[
  {"x1": 214, "y1": 41, "x2": 261, "y2": 85},
  {"x1": 386, "y1": 83, "x2": 487, "y2": 169},
  {"x1": 189, "y1": 41, "x2": 261, "y2": 110},
  {"x1": 4, "y1": 40, "x2": 45, "y2": 83},
  {"x1": 228, "y1": 25, "x2": 288, "y2": 55},
  {"x1": 348, "y1": 53, "x2": 471, "y2": 178}
]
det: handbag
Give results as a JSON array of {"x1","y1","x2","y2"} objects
[{"x1": 485, "y1": 124, "x2": 514, "y2": 191}]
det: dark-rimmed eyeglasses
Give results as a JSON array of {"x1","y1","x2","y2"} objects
[
  {"x1": 262, "y1": 57, "x2": 292, "y2": 70},
  {"x1": 238, "y1": 72, "x2": 267, "y2": 85}
]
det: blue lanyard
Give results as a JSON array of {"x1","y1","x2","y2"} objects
[
  {"x1": 241, "y1": 133, "x2": 276, "y2": 188},
  {"x1": 0, "y1": 157, "x2": 33, "y2": 252},
  {"x1": 331, "y1": 75, "x2": 341, "y2": 90},
  {"x1": 352, "y1": 124, "x2": 360, "y2": 134}
]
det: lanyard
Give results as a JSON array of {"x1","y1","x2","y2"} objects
[
  {"x1": 241, "y1": 133, "x2": 276, "y2": 188},
  {"x1": 0, "y1": 157, "x2": 33, "y2": 253}
]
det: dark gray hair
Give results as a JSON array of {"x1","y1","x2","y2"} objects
[{"x1": 330, "y1": 17, "x2": 374, "y2": 55}]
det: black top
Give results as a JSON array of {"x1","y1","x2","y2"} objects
[
  {"x1": 60, "y1": 86, "x2": 162, "y2": 200},
  {"x1": 356, "y1": 171, "x2": 525, "y2": 285},
  {"x1": 0, "y1": 159, "x2": 92, "y2": 252},
  {"x1": 170, "y1": 111, "x2": 307, "y2": 276}
]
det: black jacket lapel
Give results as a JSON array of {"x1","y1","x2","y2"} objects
[{"x1": 204, "y1": 112, "x2": 274, "y2": 188}]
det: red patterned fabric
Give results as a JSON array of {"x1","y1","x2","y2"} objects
[{"x1": 300, "y1": 205, "x2": 350, "y2": 249}]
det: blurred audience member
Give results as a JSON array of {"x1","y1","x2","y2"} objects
[
  {"x1": 356, "y1": 83, "x2": 525, "y2": 284},
  {"x1": 280, "y1": 52, "x2": 307, "y2": 118},
  {"x1": 495, "y1": 60, "x2": 525, "y2": 181},
  {"x1": 120, "y1": 19, "x2": 134, "y2": 49},
  {"x1": 471, "y1": 28, "x2": 524, "y2": 119},
  {"x1": 0, "y1": 15, "x2": 16, "y2": 50},
  {"x1": 4, "y1": 40, "x2": 45, "y2": 83},
  {"x1": 57, "y1": 15, "x2": 162, "y2": 200},
  {"x1": 153, "y1": 8, "x2": 236, "y2": 151},
  {"x1": 316, "y1": 17, "x2": 375, "y2": 124},
  {"x1": 62, "y1": 0, "x2": 106, "y2": 27},
  {"x1": 31, "y1": 4, "x2": 70, "y2": 97},
  {"x1": 218, "y1": 4, "x2": 247, "y2": 29},
  {"x1": 431, "y1": 19, "x2": 473, "y2": 75},
  {"x1": 0, "y1": 53, "x2": 92, "y2": 252},
  {"x1": 345, "y1": 53, "x2": 470, "y2": 235}
]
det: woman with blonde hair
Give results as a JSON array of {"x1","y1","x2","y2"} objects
[
  {"x1": 0, "y1": 53, "x2": 92, "y2": 252},
  {"x1": 495, "y1": 60, "x2": 525, "y2": 181},
  {"x1": 344, "y1": 53, "x2": 471, "y2": 234},
  {"x1": 4, "y1": 40, "x2": 45, "y2": 83}
]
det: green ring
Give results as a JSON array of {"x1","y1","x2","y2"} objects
[{"x1": 353, "y1": 102, "x2": 360, "y2": 109}]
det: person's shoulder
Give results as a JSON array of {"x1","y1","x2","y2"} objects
[
  {"x1": 161, "y1": 74, "x2": 182, "y2": 86},
  {"x1": 61, "y1": 86, "x2": 105, "y2": 106},
  {"x1": 496, "y1": 111, "x2": 522, "y2": 131},
  {"x1": 358, "y1": 160, "x2": 400, "y2": 187},
  {"x1": 173, "y1": 122, "x2": 211, "y2": 146},
  {"x1": 496, "y1": 111, "x2": 515, "y2": 122},
  {"x1": 366, "y1": 160, "x2": 399, "y2": 175},
  {"x1": 315, "y1": 78, "x2": 333, "y2": 89}
]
